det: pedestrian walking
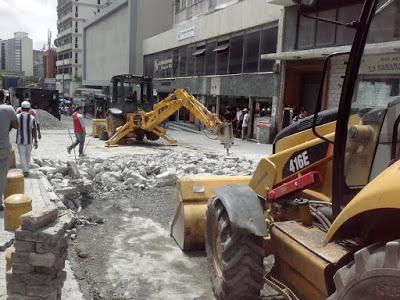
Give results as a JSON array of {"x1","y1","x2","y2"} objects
[
  {"x1": 0, "y1": 90, "x2": 18, "y2": 209},
  {"x1": 16, "y1": 101, "x2": 38, "y2": 177},
  {"x1": 16, "y1": 103, "x2": 42, "y2": 140},
  {"x1": 234, "y1": 107, "x2": 243, "y2": 138},
  {"x1": 241, "y1": 108, "x2": 250, "y2": 140},
  {"x1": 67, "y1": 106, "x2": 86, "y2": 157}
]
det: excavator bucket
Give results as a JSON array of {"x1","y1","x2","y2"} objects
[{"x1": 171, "y1": 175, "x2": 251, "y2": 251}]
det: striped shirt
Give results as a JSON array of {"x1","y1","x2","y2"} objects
[{"x1": 16, "y1": 112, "x2": 36, "y2": 145}]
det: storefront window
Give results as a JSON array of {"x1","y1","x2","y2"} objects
[
  {"x1": 316, "y1": 9, "x2": 336, "y2": 47},
  {"x1": 173, "y1": 49, "x2": 179, "y2": 77},
  {"x1": 194, "y1": 46, "x2": 206, "y2": 76},
  {"x1": 187, "y1": 46, "x2": 196, "y2": 76}
]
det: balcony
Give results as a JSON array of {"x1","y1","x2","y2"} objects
[
  {"x1": 57, "y1": 11, "x2": 72, "y2": 25},
  {"x1": 57, "y1": 28, "x2": 72, "y2": 39},
  {"x1": 56, "y1": 58, "x2": 73, "y2": 67},
  {"x1": 56, "y1": 44, "x2": 73, "y2": 52},
  {"x1": 56, "y1": 74, "x2": 72, "y2": 80}
]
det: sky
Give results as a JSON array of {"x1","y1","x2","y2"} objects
[{"x1": 0, "y1": 0, "x2": 58, "y2": 50}]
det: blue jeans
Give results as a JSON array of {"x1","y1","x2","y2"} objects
[{"x1": 68, "y1": 132, "x2": 86, "y2": 155}]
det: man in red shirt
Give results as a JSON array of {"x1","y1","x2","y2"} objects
[{"x1": 67, "y1": 106, "x2": 86, "y2": 156}]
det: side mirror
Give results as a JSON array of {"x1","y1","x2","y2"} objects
[{"x1": 292, "y1": 0, "x2": 317, "y2": 7}]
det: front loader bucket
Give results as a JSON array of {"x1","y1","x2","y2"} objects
[{"x1": 171, "y1": 175, "x2": 251, "y2": 251}]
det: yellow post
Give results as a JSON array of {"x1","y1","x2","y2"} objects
[
  {"x1": 9, "y1": 149, "x2": 16, "y2": 169},
  {"x1": 4, "y1": 169, "x2": 24, "y2": 199},
  {"x1": 5, "y1": 245, "x2": 15, "y2": 271},
  {"x1": 4, "y1": 194, "x2": 32, "y2": 231}
]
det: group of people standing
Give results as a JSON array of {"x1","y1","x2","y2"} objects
[{"x1": 223, "y1": 106, "x2": 250, "y2": 140}]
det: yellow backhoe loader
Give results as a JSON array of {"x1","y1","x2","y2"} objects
[
  {"x1": 171, "y1": 0, "x2": 400, "y2": 299},
  {"x1": 97, "y1": 74, "x2": 232, "y2": 150}
]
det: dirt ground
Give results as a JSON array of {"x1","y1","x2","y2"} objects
[{"x1": 68, "y1": 187, "x2": 214, "y2": 300}]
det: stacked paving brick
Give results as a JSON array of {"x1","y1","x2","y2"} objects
[{"x1": 6, "y1": 208, "x2": 74, "y2": 300}]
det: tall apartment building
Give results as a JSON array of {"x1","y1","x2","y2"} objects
[
  {"x1": 143, "y1": 0, "x2": 281, "y2": 140},
  {"x1": 44, "y1": 49, "x2": 57, "y2": 79},
  {"x1": 1, "y1": 32, "x2": 33, "y2": 76},
  {"x1": 55, "y1": 0, "x2": 112, "y2": 98}
]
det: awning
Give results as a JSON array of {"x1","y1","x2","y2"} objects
[
  {"x1": 213, "y1": 43, "x2": 230, "y2": 52},
  {"x1": 262, "y1": 41, "x2": 400, "y2": 61},
  {"x1": 192, "y1": 48, "x2": 206, "y2": 56}
]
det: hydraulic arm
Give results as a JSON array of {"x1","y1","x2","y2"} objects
[{"x1": 105, "y1": 88, "x2": 232, "y2": 148}]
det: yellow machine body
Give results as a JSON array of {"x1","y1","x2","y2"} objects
[
  {"x1": 325, "y1": 159, "x2": 400, "y2": 244},
  {"x1": 4, "y1": 169, "x2": 24, "y2": 199},
  {"x1": 91, "y1": 119, "x2": 106, "y2": 138},
  {"x1": 171, "y1": 176, "x2": 251, "y2": 250},
  {"x1": 4, "y1": 194, "x2": 32, "y2": 231},
  {"x1": 105, "y1": 89, "x2": 230, "y2": 147}
]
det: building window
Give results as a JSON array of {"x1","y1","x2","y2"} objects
[
  {"x1": 175, "y1": 0, "x2": 186, "y2": 13},
  {"x1": 206, "y1": 41, "x2": 216, "y2": 75},
  {"x1": 297, "y1": 12, "x2": 316, "y2": 49},
  {"x1": 178, "y1": 46, "x2": 187, "y2": 77},
  {"x1": 260, "y1": 26, "x2": 278, "y2": 72},
  {"x1": 194, "y1": 45, "x2": 206, "y2": 76},
  {"x1": 244, "y1": 31, "x2": 261, "y2": 73},
  {"x1": 173, "y1": 49, "x2": 179, "y2": 77},
  {"x1": 215, "y1": 40, "x2": 229, "y2": 75},
  {"x1": 187, "y1": 46, "x2": 196, "y2": 76},
  {"x1": 316, "y1": 9, "x2": 337, "y2": 47},
  {"x1": 229, "y1": 35, "x2": 244, "y2": 74}
]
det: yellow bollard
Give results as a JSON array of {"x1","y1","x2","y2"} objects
[
  {"x1": 4, "y1": 169, "x2": 24, "y2": 199},
  {"x1": 9, "y1": 149, "x2": 16, "y2": 169},
  {"x1": 5, "y1": 245, "x2": 15, "y2": 271},
  {"x1": 4, "y1": 194, "x2": 32, "y2": 231}
]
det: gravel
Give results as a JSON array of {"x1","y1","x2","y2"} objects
[{"x1": 35, "y1": 109, "x2": 65, "y2": 129}]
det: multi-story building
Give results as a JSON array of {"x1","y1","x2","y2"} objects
[
  {"x1": 82, "y1": 0, "x2": 174, "y2": 92},
  {"x1": 264, "y1": 0, "x2": 400, "y2": 130},
  {"x1": 142, "y1": 0, "x2": 281, "y2": 140},
  {"x1": 0, "y1": 39, "x2": 4, "y2": 70},
  {"x1": 1, "y1": 32, "x2": 33, "y2": 76},
  {"x1": 33, "y1": 50, "x2": 44, "y2": 79},
  {"x1": 55, "y1": 0, "x2": 112, "y2": 98},
  {"x1": 44, "y1": 49, "x2": 57, "y2": 79}
]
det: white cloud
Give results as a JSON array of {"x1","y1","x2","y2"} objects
[{"x1": 0, "y1": 0, "x2": 57, "y2": 50}]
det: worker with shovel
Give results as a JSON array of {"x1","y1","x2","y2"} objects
[{"x1": 67, "y1": 106, "x2": 86, "y2": 157}]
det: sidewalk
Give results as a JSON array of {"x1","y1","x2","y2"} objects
[{"x1": 0, "y1": 157, "x2": 84, "y2": 300}]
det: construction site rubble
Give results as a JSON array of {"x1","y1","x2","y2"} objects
[
  {"x1": 34, "y1": 151, "x2": 256, "y2": 210},
  {"x1": 6, "y1": 209, "x2": 74, "y2": 300}
]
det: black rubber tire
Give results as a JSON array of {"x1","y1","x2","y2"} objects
[
  {"x1": 135, "y1": 129, "x2": 145, "y2": 141},
  {"x1": 145, "y1": 131, "x2": 160, "y2": 141},
  {"x1": 205, "y1": 196, "x2": 265, "y2": 300},
  {"x1": 328, "y1": 240, "x2": 400, "y2": 300}
]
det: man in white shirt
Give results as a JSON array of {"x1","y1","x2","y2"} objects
[
  {"x1": 241, "y1": 108, "x2": 250, "y2": 140},
  {"x1": 0, "y1": 90, "x2": 18, "y2": 209},
  {"x1": 16, "y1": 101, "x2": 38, "y2": 177}
]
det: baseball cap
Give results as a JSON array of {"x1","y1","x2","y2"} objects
[{"x1": 21, "y1": 101, "x2": 31, "y2": 109}]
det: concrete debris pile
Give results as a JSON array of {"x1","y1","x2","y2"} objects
[
  {"x1": 36, "y1": 109, "x2": 65, "y2": 130},
  {"x1": 6, "y1": 208, "x2": 73, "y2": 300},
  {"x1": 34, "y1": 158, "x2": 92, "y2": 211},
  {"x1": 36, "y1": 151, "x2": 256, "y2": 208}
]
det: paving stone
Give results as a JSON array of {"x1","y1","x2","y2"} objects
[
  {"x1": 27, "y1": 284, "x2": 57, "y2": 298},
  {"x1": 14, "y1": 240, "x2": 36, "y2": 253},
  {"x1": 11, "y1": 252, "x2": 30, "y2": 264},
  {"x1": 20, "y1": 208, "x2": 58, "y2": 232},
  {"x1": 12, "y1": 263, "x2": 34, "y2": 274},
  {"x1": 30, "y1": 253, "x2": 56, "y2": 268}
]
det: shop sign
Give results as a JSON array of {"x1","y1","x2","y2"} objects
[
  {"x1": 361, "y1": 54, "x2": 400, "y2": 75},
  {"x1": 154, "y1": 58, "x2": 173, "y2": 71},
  {"x1": 178, "y1": 27, "x2": 195, "y2": 41}
]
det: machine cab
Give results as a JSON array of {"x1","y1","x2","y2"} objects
[{"x1": 109, "y1": 74, "x2": 154, "y2": 113}]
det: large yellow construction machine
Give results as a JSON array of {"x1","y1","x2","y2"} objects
[
  {"x1": 171, "y1": 0, "x2": 400, "y2": 299},
  {"x1": 99, "y1": 74, "x2": 232, "y2": 150}
]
